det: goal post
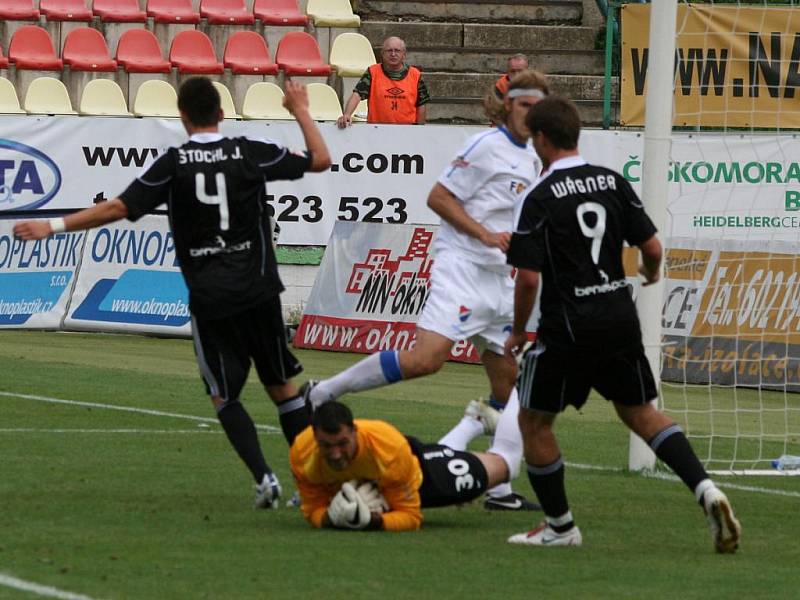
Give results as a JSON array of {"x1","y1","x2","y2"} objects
[
  {"x1": 624, "y1": 0, "x2": 800, "y2": 475},
  {"x1": 628, "y1": 0, "x2": 678, "y2": 472}
]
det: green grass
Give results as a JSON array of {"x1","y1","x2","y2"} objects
[{"x1": 1, "y1": 330, "x2": 799, "y2": 599}]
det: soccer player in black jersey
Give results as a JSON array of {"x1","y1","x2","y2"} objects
[
  {"x1": 503, "y1": 95, "x2": 741, "y2": 552},
  {"x1": 14, "y1": 77, "x2": 332, "y2": 509}
]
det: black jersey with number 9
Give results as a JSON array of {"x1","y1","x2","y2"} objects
[
  {"x1": 119, "y1": 135, "x2": 311, "y2": 319},
  {"x1": 507, "y1": 159, "x2": 657, "y2": 347}
]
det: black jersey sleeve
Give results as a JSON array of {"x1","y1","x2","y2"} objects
[
  {"x1": 506, "y1": 192, "x2": 546, "y2": 271},
  {"x1": 618, "y1": 175, "x2": 657, "y2": 246},
  {"x1": 119, "y1": 152, "x2": 175, "y2": 222},
  {"x1": 246, "y1": 139, "x2": 312, "y2": 181}
]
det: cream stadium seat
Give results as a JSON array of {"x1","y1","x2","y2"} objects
[
  {"x1": 212, "y1": 80, "x2": 240, "y2": 119},
  {"x1": 329, "y1": 32, "x2": 374, "y2": 77},
  {"x1": 0, "y1": 77, "x2": 25, "y2": 113},
  {"x1": 241, "y1": 81, "x2": 292, "y2": 120},
  {"x1": 132, "y1": 78, "x2": 179, "y2": 117},
  {"x1": 79, "y1": 78, "x2": 132, "y2": 116},
  {"x1": 24, "y1": 76, "x2": 77, "y2": 114},
  {"x1": 306, "y1": 82, "x2": 342, "y2": 121},
  {"x1": 351, "y1": 98, "x2": 368, "y2": 122}
]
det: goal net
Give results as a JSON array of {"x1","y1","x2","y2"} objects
[{"x1": 621, "y1": 0, "x2": 800, "y2": 474}]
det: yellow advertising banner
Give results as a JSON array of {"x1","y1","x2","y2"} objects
[{"x1": 621, "y1": 4, "x2": 800, "y2": 128}]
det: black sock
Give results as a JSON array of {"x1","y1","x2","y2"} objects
[
  {"x1": 217, "y1": 401, "x2": 270, "y2": 484},
  {"x1": 277, "y1": 395, "x2": 310, "y2": 446},
  {"x1": 649, "y1": 424, "x2": 708, "y2": 494},
  {"x1": 527, "y1": 457, "x2": 573, "y2": 532}
]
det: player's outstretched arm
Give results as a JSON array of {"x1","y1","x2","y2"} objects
[
  {"x1": 638, "y1": 235, "x2": 663, "y2": 286},
  {"x1": 427, "y1": 183, "x2": 510, "y2": 250},
  {"x1": 13, "y1": 199, "x2": 129, "y2": 241},
  {"x1": 282, "y1": 80, "x2": 332, "y2": 172}
]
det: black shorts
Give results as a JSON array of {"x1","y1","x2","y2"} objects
[
  {"x1": 191, "y1": 296, "x2": 302, "y2": 402},
  {"x1": 406, "y1": 438, "x2": 489, "y2": 508},
  {"x1": 517, "y1": 338, "x2": 657, "y2": 413}
]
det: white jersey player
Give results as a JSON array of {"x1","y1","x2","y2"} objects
[{"x1": 303, "y1": 70, "x2": 550, "y2": 510}]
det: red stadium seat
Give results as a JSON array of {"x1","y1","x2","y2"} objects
[
  {"x1": 0, "y1": 0, "x2": 40, "y2": 20},
  {"x1": 146, "y1": 0, "x2": 200, "y2": 24},
  {"x1": 39, "y1": 0, "x2": 92, "y2": 21},
  {"x1": 169, "y1": 30, "x2": 224, "y2": 74},
  {"x1": 253, "y1": 0, "x2": 307, "y2": 26},
  {"x1": 275, "y1": 31, "x2": 331, "y2": 77},
  {"x1": 62, "y1": 27, "x2": 117, "y2": 71},
  {"x1": 200, "y1": 0, "x2": 254, "y2": 25},
  {"x1": 93, "y1": 0, "x2": 147, "y2": 22},
  {"x1": 224, "y1": 31, "x2": 279, "y2": 75},
  {"x1": 116, "y1": 29, "x2": 171, "y2": 73},
  {"x1": 8, "y1": 26, "x2": 63, "y2": 70}
]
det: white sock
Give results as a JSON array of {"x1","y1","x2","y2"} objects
[
  {"x1": 438, "y1": 416, "x2": 484, "y2": 450},
  {"x1": 487, "y1": 481, "x2": 513, "y2": 499},
  {"x1": 487, "y1": 387, "x2": 523, "y2": 481},
  {"x1": 311, "y1": 351, "x2": 402, "y2": 407},
  {"x1": 694, "y1": 478, "x2": 715, "y2": 503}
]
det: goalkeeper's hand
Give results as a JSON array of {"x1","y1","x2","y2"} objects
[
  {"x1": 327, "y1": 481, "x2": 370, "y2": 529},
  {"x1": 356, "y1": 481, "x2": 389, "y2": 513}
]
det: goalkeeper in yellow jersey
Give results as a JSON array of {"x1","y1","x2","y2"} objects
[{"x1": 290, "y1": 400, "x2": 523, "y2": 531}]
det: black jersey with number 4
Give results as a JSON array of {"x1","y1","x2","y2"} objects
[
  {"x1": 507, "y1": 156, "x2": 657, "y2": 347},
  {"x1": 119, "y1": 134, "x2": 311, "y2": 319}
]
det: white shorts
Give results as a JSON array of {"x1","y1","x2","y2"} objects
[{"x1": 417, "y1": 253, "x2": 514, "y2": 355}]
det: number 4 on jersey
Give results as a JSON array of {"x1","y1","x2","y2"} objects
[{"x1": 195, "y1": 172, "x2": 229, "y2": 231}]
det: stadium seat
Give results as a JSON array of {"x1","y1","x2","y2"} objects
[
  {"x1": 305, "y1": 0, "x2": 360, "y2": 27},
  {"x1": 132, "y1": 78, "x2": 179, "y2": 117},
  {"x1": 79, "y1": 78, "x2": 131, "y2": 115},
  {"x1": 306, "y1": 82, "x2": 342, "y2": 121},
  {"x1": 241, "y1": 81, "x2": 292, "y2": 119},
  {"x1": 146, "y1": 0, "x2": 200, "y2": 24},
  {"x1": 62, "y1": 28, "x2": 117, "y2": 72},
  {"x1": 329, "y1": 32, "x2": 375, "y2": 77},
  {"x1": 275, "y1": 32, "x2": 331, "y2": 77},
  {"x1": 223, "y1": 31, "x2": 278, "y2": 76},
  {"x1": 212, "y1": 81, "x2": 240, "y2": 118},
  {"x1": 200, "y1": 0, "x2": 254, "y2": 24},
  {"x1": 92, "y1": 0, "x2": 147, "y2": 22},
  {"x1": 351, "y1": 98, "x2": 368, "y2": 121},
  {"x1": 116, "y1": 29, "x2": 171, "y2": 73},
  {"x1": 39, "y1": 0, "x2": 93, "y2": 22},
  {"x1": 253, "y1": 0, "x2": 307, "y2": 26},
  {"x1": 0, "y1": 0, "x2": 40, "y2": 20},
  {"x1": 0, "y1": 77, "x2": 25, "y2": 114},
  {"x1": 24, "y1": 76, "x2": 77, "y2": 114},
  {"x1": 170, "y1": 30, "x2": 224, "y2": 74},
  {"x1": 8, "y1": 26, "x2": 63, "y2": 70}
]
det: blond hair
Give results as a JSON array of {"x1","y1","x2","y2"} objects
[{"x1": 484, "y1": 69, "x2": 550, "y2": 125}]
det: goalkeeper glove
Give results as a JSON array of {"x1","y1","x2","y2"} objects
[
  {"x1": 327, "y1": 481, "x2": 371, "y2": 529},
  {"x1": 355, "y1": 481, "x2": 389, "y2": 513}
]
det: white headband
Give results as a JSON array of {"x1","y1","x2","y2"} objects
[{"x1": 507, "y1": 88, "x2": 546, "y2": 99}]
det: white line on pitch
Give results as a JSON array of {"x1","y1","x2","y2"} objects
[
  {"x1": 0, "y1": 428, "x2": 224, "y2": 434},
  {"x1": 0, "y1": 391, "x2": 280, "y2": 433},
  {"x1": 0, "y1": 573, "x2": 98, "y2": 600},
  {"x1": 567, "y1": 461, "x2": 800, "y2": 499}
]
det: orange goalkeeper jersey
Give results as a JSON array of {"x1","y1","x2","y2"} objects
[{"x1": 289, "y1": 419, "x2": 424, "y2": 531}]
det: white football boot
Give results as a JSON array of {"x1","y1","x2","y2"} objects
[{"x1": 508, "y1": 522, "x2": 582, "y2": 546}]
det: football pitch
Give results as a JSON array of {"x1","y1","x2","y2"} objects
[{"x1": 1, "y1": 330, "x2": 799, "y2": 599}]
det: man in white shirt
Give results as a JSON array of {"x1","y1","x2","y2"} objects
[{"x1": 303, "y1": 71, "x2": 550, "y2": 509}]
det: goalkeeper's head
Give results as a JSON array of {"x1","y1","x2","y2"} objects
[
  {"x1": 312, "y1": 401, "x2": 358, "y2": 471},
  {"x1": 177, "y1": 76, "x2": 223, "y2": 134}
]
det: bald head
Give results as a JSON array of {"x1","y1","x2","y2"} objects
[{"x1": 381, "y1": 36, "x2": 407, "y2": 71}]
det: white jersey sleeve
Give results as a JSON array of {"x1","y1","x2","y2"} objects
[{"x1": 437, "y1": 131, "x2": 497, "y2": 202}]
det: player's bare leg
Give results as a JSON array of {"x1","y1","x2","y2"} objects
[
  {"x1": 304, "y1": 328, "x2": 453, "y2": 408},
  {"x1": 615, "y1": 402, "x2": 741, "y2": 553}
]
